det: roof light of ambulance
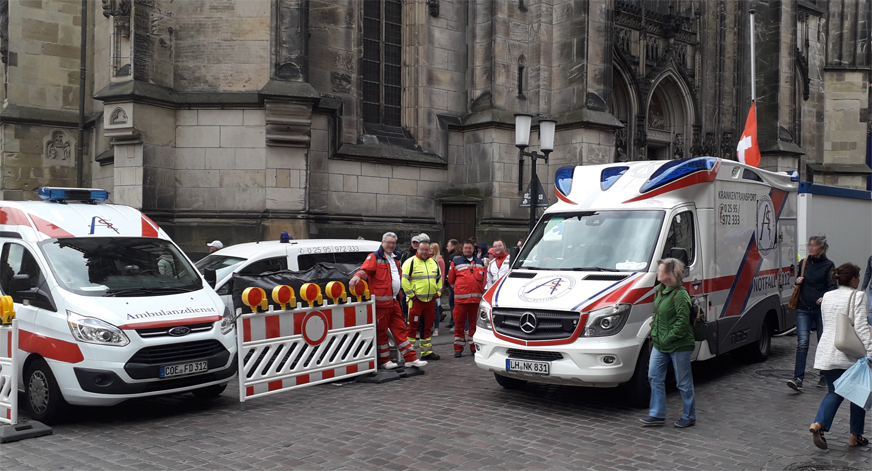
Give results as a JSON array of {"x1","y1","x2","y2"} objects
[
  {"x1": 555, "y1": 166, "x2": 575, "y2": 196},
  {"x1": 601, "y1": 166, "x2": 629, "y2": 190},
  {"x1": 639, "y1": 157, "x2": 718, "y2": 193},
  {"x1": 38, "y1": 187, "x2": 108, "y2": 202}
]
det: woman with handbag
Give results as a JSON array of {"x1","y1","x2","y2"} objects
[
  {"x1": 639, "y1": 258, "x2": 697, "y2": 428},
  {"x1": 808, "y1": 263, "x2": 872, "y2": 449},
  {"x1": 788, "y1": 235, "x2": 837, "y2": 392}
]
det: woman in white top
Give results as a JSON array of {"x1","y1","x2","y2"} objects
[{"x1": 809, "y1": 263, "x2": 872, "y2": 449}]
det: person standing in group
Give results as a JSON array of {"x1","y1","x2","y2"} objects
[
  {"x1": 447, "y1": 239, "x2": 487, "y2": 358},
  {"x1": 788, "y1": 235, "x2": 837, "y2": 392},
  {"x1": 860, "y1": 254, "x2": 872, "y2": 326},
  {"x1": 486, "y1": 240, "x2": 511, "y2": 291},
  {"x1": 428, "y1": 242, "x2": 446, "y2": 337},
  {"x1": 808, "y1": 263, "x2": 872, "y2": 449},
  {"x1": 444, "y1": 239, "x2": 459, "y2": 330},
  {"x1": 401, "y1": 240, "x2": 442, "y2": 361},
  {"x1": 400, "y1": 234, "x2": 426, "y2": 324},
  {"x1": 510, "y1": 240, "x2": 523, "y2": 263},
  {"x1": 640, "y1": 258, "x2": 697, "y2": 428},
  {"x1": 350, "y1": 232, "x2": 427, "y2": 369},
  {"x1": 475, "y1": 241, "x2": 489, "y2": 261}
]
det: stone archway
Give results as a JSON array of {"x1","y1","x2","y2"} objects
[{"x1": 645, "y1": 72, "x2": 693, "y2": 160}]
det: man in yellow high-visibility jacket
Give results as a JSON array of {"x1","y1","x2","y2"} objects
[{"x1": 401, "y1": 240, "x2": 443, "y2": 361}]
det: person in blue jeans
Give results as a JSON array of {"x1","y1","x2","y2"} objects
[
  {"x1": 788, "y1": 235, "x2": 837, "y2": 392},
  {"x1": 640, "y1": 258, "x2": 697, "y2": 428},
  {"x1": 809, "y1": 263, "x2": 872, "y2": 449},
  {"x1": 860, "y1": 254, "x2": 872, "y2": 326}
]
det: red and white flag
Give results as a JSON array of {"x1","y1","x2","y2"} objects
[{"x1": 736, "y1": 102, "x2": 760, "y2": 167}]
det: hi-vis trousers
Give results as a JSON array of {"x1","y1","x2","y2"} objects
[
  {"x1": 376, "y1": 299, "x2": 418, "y2": 365},
  {"x1": 406, "y1": 298, "x2": 435, "y2": 357}
]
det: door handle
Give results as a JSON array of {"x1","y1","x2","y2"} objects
[{"x1": 692, "y1": 279, "x2": 702, "y2": 289}]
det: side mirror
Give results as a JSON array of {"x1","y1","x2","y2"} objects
[
  {"x1": 12, "y1": 274, "x2": 31, "y2": 294},
  {"x1": 668, "y1": 247, "x2": 689, "y2": 267},
  {"x1": 204, "y1": 268, "x2": 217, "y2": 289}
]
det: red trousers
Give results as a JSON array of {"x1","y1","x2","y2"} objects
[
  {"x1": 453, "y1": 303, "x2": 478, "y2": 353},
  {"x1": 376, "y1": 299, "x2": 417, "y2": 365},
  {"x1": 406, "y1": 298, "x2": 435, "y2": 355}
]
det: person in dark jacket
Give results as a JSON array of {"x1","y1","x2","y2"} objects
[
  {"x1": 861, "y1": 255, "x2": 872, "y2": 326},
  {"x1": 788, "y1": 235, "x2": 837, "y2": 392},
  {"x1": 640, "y1": 258, "x2": 697, "y2": 428},
  {"x1": 444, "y1": 239, "x2": 458, "y2": 329}
]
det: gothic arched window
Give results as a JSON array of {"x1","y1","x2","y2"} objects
[{"x1": 362, "y1": 0, "x2": 402, "y2": 127}]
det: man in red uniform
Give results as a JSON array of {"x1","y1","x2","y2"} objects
[
  {"x1": 447, "y1": 239, "x2": 487, "y2": 358},
  {"x1": 350, "y1": 232, "x2": 427, "y2": 369}
]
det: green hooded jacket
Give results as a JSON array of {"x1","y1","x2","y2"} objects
[{"x1": 651, "y1": 284, "x2": 696, "y2": 353}]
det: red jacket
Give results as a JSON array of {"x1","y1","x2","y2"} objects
[
  {"x1": 354, "y1": 246, "x2": 401, "y2": 307},
  {"x1": 448, "y1": 255, "x2": 487, "y2": 304}
]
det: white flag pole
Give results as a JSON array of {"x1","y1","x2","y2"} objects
[{"x1": 749, "y1": 9, "x2": 756, "y2": 102}]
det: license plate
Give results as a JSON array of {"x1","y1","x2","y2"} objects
[
  {"x1": 160, "y1": 361, "x2": 208, "y2": 378},
  {"x1": 506, "y1": 359, "x2": 550, "y2": 375}
]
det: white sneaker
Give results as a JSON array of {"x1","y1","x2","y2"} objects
[
  {"x1": 382, "y1": 361, "x2": 400, "y2": 370},
  {"x1": 434, "y1": 330, "x2": 439, "y2": 337},
  {"x1": 407, "y1": 359, "x2": 428, "y2": 368}
]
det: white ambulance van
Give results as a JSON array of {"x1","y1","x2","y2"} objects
[
  {"x1": 473, "y1": 157, "x2": 872, "y2": 406},
  {"x1": 0, "y1": 188, "x2": 237, "y2": 422}
]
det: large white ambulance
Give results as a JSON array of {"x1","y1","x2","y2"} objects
[
  {"x1": 473, "y1": 157, "x2": 872, "y2": 406},
  {"x1": 0, "y1": 188, "x2": 237, "y2": 422}
]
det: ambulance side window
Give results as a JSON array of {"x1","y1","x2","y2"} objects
[
  {"x1": 0, "y1": 243, "x2": 53, "y2": 309},
  {"x1": 661, "y1": 211, "x2": 695, "y2": 265},
  {"x1": 239, "y1": 257, "x2": 288, "y2": 276}
]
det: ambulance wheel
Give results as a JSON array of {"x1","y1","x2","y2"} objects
[
  {"x1": 25, "y1": 358, "x2": 68, "y2": 424},
  {"x1": 493, "y1": 373, "x2": 527, "y2": 390},
  {"x1": 735, "y1": 322, "x2": 771, "y2": 363},
  {"x1": 192, "y1": 384, "x2": 227, "y2": 399},
  {"x1": 623, "y1": 340, "x2": 651, "y2": 408}
]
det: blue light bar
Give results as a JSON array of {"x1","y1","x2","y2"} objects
[
  {"x1": 601, "y1": 166, "x2": 629, "y2": 190},
  {"x1": 555, "y1": 166, "x2": 575, "y2": 196},
  {"x1": 38, "y1": 187, "x2": 109, "y2": 202},
  {"x1": 640, "y1": 157, "x2": 718, "y2": 193}
]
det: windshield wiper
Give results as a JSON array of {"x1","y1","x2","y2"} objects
[
  {"x1": 572, "y1": 267, "x2": 621, "y2": 272},
  {"x1": 520, "y1": 266, "x2": 561, "y2": 271},
  {"x1": 104, "y1": 286, "x2": 196, "y2": 297}
]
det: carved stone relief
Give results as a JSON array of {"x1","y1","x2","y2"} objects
[{"x1": 45, "y1": 130, "x2": 73, "y2": 164}]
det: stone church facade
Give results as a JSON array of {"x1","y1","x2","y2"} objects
[{"x1": 0, "y1": 0, "x2": 869, "y2": 255}]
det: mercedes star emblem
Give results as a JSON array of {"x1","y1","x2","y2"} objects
[{"x1": 519, "y1": 312, "x2": 538, "y2": 334}]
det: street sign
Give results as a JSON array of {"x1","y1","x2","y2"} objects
[{"x1": 520, "y1": 180, "x2": 549, "y2": 208}]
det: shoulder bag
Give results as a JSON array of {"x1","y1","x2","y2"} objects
[
  {"x1": 788, "y1": 258, "x2": 808, "y2": 310},
  {"x1": 834, "y1": 289, "x2": 868, "y2": 359}
]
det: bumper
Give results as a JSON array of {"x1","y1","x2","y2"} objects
[
  {"x1": 49, "y1": 348, "x2": 237, "y2": 406},
  {"x1": 472, "y1": 328, "x2": 643, "y2": 387}
]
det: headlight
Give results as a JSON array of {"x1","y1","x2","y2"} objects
[
  {"x1": 476, "y1": 300, "x2": 493, "y2": 330},
  {"x1": 583, "y1": 304, "x2": 632, "y2": 337},
  {"x1": 67, "y1": 311, "x2": 130, "y2": 347},
  {"x1": 220, "y1": 304, "x2": 235, "y2": 335}
]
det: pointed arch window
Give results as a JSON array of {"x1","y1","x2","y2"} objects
[{"x1": 362, "y1": 0, "x2": 402, "y2": 127}]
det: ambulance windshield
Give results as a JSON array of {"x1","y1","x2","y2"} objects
[
  {"x1": 39, "y1": 237, "x2": 203, "y2": 297},
  {"x1": 514, "y1": 210, "x2": 665, "y2": 271}
]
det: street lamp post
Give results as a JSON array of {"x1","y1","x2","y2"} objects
[{"x1": 515, "y1": 115, "x2": 556, "y2": 233}]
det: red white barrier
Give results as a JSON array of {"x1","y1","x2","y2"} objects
[
  {"x1": 236, "y1": 286, "x2": 376, "y2": 407},
  {"x1": 0, "y1": 320, "x2": 19, "y2": 425}
]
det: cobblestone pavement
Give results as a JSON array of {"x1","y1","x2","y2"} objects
[{"x1": 1, "y1": 334, "x2": 870, "y2": 470}]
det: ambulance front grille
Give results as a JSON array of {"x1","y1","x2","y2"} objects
[
  {"x1": 127, "y1": 340, "x2": 227, "y2": 366},
  {"x1": 491, "y1": 309, "x2": 581, "y2": 341}
]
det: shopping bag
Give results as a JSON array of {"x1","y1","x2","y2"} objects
[{"x1": 833, "y1": 357, "x2": 872, "y2": 411}]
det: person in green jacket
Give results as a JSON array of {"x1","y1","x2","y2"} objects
[{"x1": 640, "y1": 258, "x2": 697, "y2": 428}]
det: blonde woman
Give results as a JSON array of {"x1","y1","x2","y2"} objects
[{"x1": 640, "y1": 258, "x2": 697, "y2": 428}]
